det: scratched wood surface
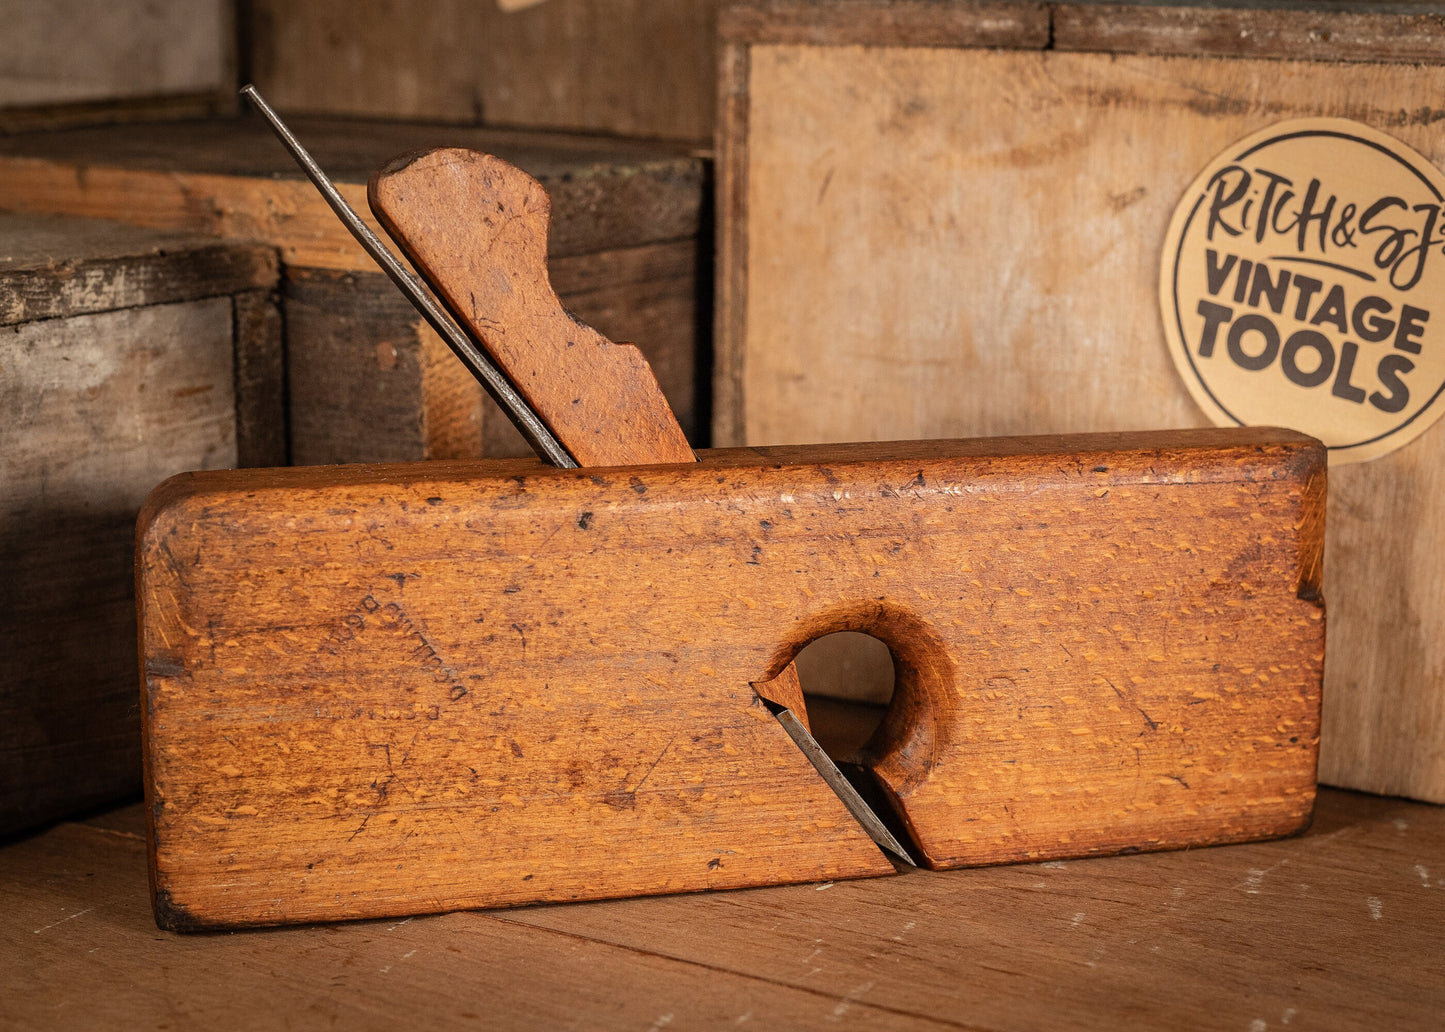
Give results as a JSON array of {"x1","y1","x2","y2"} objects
[
  {"x1": 2, "y1": 788, "x2": 1440, "y2": 1030},
  {"x1": 0, "y1": 215, "x2": 280, "y2": 837},
  {"x1": 716, "y1": 3, "x2": 1445, "y2": 802},
  {"x1": 138, "y1": 428, "x2": 1322, "y2": 926}
]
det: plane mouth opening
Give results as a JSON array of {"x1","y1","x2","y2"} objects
[
  {"x1": 794, "y1": 631, "x2": 895, "y2": 766},
  {"x1": 752, "y1": 631, "x2": 917, "y2": 867},
  {"x1": 752, "y1": 603, "x2": 956, "y2": 868}
]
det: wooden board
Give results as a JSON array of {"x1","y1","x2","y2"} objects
[
  {"x1": 502, "y1": 786, "x2": 1445, "y2": 1032},
  {"x1": 246, "y1": 0, "x2": 720, "y2": 142},
  {"x1": 2, "y1": 788, "x2": 1441, "y2": 1030},
  {"x1": 0, "y1": 117, "x2": 703, "y2": 273},
  {"x1": 716, "y1": 1, "x2": 1445, "y2": 802},
  {"x1": 0, "y1": 0, "x2": 234, "y2": 131},
  {"x1": 0, "y1": 214, "x2": 274, "y2": 325},
  {"x1": 138, "y1": 428, "x2": 1322, "y2": 926},
  {"x1": 0, "y1": 214, "x2": 280, "y2": 836}
]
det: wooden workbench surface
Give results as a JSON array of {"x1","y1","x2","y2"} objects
[{"x1": 2, "y1": 789, "x2": 1439, "y2": 1030}]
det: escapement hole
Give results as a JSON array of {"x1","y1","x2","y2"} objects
[{"x1": 793, "y1": 631, "x2": 896, "y2": 765}]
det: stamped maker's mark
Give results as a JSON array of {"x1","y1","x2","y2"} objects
[{"x1": 320, "y1": 594, "x2": 470, "y2": 711}]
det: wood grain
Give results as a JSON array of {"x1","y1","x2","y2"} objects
[
  {"x1": 502, "y1": 788, "x2": 1445, "y2": 1032},
  {"x1": 0, "y1": 213, "x2": 277, "y2": 327},
  {"x1": 282, "y1": 268, "x2": 431, "y2": 465},
  {"x1": 0, "y1": 215, "x2": 280, "y2": 836},
  {"x1": 0, "y1": 810, "x2": 938, "y2": 1032},
  {"x1": 725, "y1": 47, "x2": 1445, "y2": 447},
  {"x1": 718, "y1": 34, "x2": 1445, "y2": 801},
  {"x1": 719, "y1": 0, "x2": 1048, "y2": 48},
  {"x1": 246, "y1": 0, "x2": 720, "y2": 142},
  {"x1": 232, "y1": 288, "x2": 288, "y2": 469},
  {"x1": 477, "y1": 0, "x2": 721, "y2": 142},
  {"x1": 1054, "y1": 3, "x2": 1445, "y2": 64},
  {"x1": 716, "y1": 33, "x2": 752, "y2": 459},
  {"x1": 720, "y1": 0, "x2": 1445, "y2": 61},
  {"x1": 370, "y1": 149, "x2": 695, "y2": 466},
  {"x1": 0, "y1": 117, "x2": 703, "y2": 273},
  {"x1": 138, "y1": 428, "x2": 1322, "y2": 926},
  {"x1": 4, "y1": 790, "x2": 1442, "y2": 1029},
  {"x1": 2, "y1": 301, "x2": 238, "y2": 836}
]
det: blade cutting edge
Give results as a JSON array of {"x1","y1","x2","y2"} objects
[{"x1": 766, "y1": 703, "x2": 915, "y2": 866}]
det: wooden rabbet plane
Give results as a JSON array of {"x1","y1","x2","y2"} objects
[{"x1": 135, "y1": 90, "x2": 1326, "y2": 930}]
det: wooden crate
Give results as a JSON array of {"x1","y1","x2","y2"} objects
[
  {"x1": 0, "y1": 117, "x2": 709, "y2": 461},
  {"x1": 0, "y1": 213, "x2": 280, "y2": 835},
  {"x1": 717, "y1": 0, "x2": 1445, "y2": 801}
]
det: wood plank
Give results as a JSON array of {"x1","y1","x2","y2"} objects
[
  {"x1": 0, "y1": 118, "x2": 703, "y2": 272},
  {"x1": 246, "y1": 0, "x2": 720, "y2": 142},
  {"x1": 721, "y1": 41, "x2": 1445, "y2": 801},
  {"x1": 0, "y1": 91, "x2": 233, "y2": 135},
  {"x1": 0, "y1": 213, "x2": 277, "y2": 326},
  {"x1": 729, "y1": 46, "x2": 1445, "y2": 447},
  {"x1": 478, "y1": 0, "x2": 721, "y2": 142},
  {"x1": 4, "y1": 789, "x2": 1438, "y2": 1029},
  {"x1": 244, "y1": 0, "x2": 489, "y2": 127},
  {"x1": 1, "y1": 299, "x2": 240, "y2": 836},
  {"x1": 504, "y1": 788, "x2": 1445, "y2": 1032},
  {"x1": 1054, "y1": 3, "x2": 1445, "y2": 64},
  {"x1": 719, "y1": 0, "x2": 1049, "y2": 48},
  {"x1": 1320, "y1": 446, "x2": 1445, "y2": 799},
  {"x1": 232, "y1": 288, "x2": 288, "y2": 468},
  {"x1": 0, "y1": 115, "x2": 693, "y2": 181},
  {"x1": 0, "y1": 815, "x2": 945, "y2": 1032},
  {"x1": 282, "y1": 268, "x2": 429, "y2": 465},
  {"x1": 714, "y1": 35, "x2": 753, "y2": 448}
]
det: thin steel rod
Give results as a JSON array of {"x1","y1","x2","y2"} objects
[{"x1": 239, "y1": 84, "x2": 577, "y2": 469}]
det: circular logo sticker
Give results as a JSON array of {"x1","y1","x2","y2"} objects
[{"x1": 1161, "y1": 118, "x2": 1445, "y2": 463}]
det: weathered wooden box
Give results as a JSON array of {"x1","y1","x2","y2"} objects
[
  {"x1": 0, "y1": 117, "x2": 708, "y2": 461},
  {"x1": 0, "y1": 213, "x2": 281, "y2": 834},
  {"x1": 718, "y1": 0, "x2": 1445, "y2": 802}
]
